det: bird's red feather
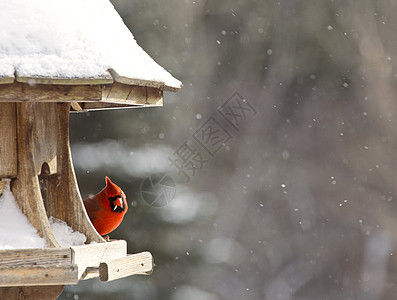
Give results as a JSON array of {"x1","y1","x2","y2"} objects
[{"x1": 83, "y1": 177, "x2": 128, "y2": 236}]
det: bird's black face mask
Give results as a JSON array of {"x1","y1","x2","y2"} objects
[{"x1": 108, "y1": 194, "x2": 125, "y2": 213}]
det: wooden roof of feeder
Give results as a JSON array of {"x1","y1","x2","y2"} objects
[
  {"x1": 0, "y1": 0, "x2": 182, "y2": 110},
  {"x1": 0, "y1": 0, "x2": 180, "y2": 297}
]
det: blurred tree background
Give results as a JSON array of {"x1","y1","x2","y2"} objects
[{"x1": 60, "y1": 0, "x2": 397, "y2": 299}]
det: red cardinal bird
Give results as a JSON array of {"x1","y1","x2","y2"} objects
[{"x1": 83, "y1": 176, "x2": 128, "y2": 236}]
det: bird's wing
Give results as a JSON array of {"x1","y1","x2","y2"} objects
[{"x1": 83, "y1": 195, "x2": 102, "y2": 223}]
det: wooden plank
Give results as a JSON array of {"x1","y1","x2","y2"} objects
[
  {"x1": 32, "y1": 103, "x2": 60, "y2": 175},
  {"x1": 108, "y1": 68, "x2": 162, "y2": 89},
  {"x1": 0, "y1": 103, "x2": 17, "y2": 177},
  {"x1": 0, "y1": 179, "x2": 6, "y2": 195},
  {"x1": 0, "y1": 265, "x2": 78, "y2": 287},
  {"x1": 147, "y1": 87, "x2": 163, "y2": 106},
  {"x1": 76, "y1": 102, "x2": 143, "y2": 111},
  {"x1": 99, "y1": 252, "x2": 153, "y2": 282},
  {"x1": 100, "y1": 83, "x2": 147, "y2": 106},
  {"x1": 100, "y1": 84, "x2": 162, "y2": 107},
  {"x1": 127, "y1": 86, "x2": 147, "y2": 105},
  {"x1": 16, "y1": 74, "x2": 113, "y2": 85},
  {"x1": 108, "y1": 68, "x2": 181, "y2": 92},
  {"x1": 0, "y1": 82, "x2": 164, "y2": 107},
  {"x1": 0, "y1": 82, "x2": 102, "y2": 102},
  {"x1": 0, "y1": 285, "x2": 64, "y2": 300},
  {"x1": 70, "y1": 102, "x2": 83, "y2": 111},
  {"x1": 71, "y1": 240, "x2": 127, "y2": 280},
  {"x1": 102, "y1": 84, "x2": 112, "y2": 99},
  {"x1": 80, "y1": 267, "x2": 99, "y2": 280},
  {"x1": 105, "y1": 81, "x2": 132, "y2": 103},
  {"x1": 0, "y1": 76, "x2": 14, "y2": 84},
  {"x1": 0, "y1": 248, "x2": 72, "y2": 267},
  {"x1": 11, "y1": 103, "x2": 60, "y2": 248}
]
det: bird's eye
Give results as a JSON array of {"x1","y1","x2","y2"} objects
[{"x1": 107, "y1": 194, "x2": 121, "y2": 201}]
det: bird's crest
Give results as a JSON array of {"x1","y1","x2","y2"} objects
[{"x1": 105, "y1": 176, "x2": 121, "y2": 197}]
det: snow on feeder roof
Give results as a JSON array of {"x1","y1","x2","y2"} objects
[{"x1": 0, "y1": 0, "x2": 182, "y2": 111}]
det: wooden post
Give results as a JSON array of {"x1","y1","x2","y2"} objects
[
  {"x1": 11, "y1": 103, "x2": 59, "y2": 248},
  {"x1": 0, "y1": 103, "x2": 17, "y2": 177}
]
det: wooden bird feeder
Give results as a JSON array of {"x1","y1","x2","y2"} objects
[{"x1": 0, "y1": 1, "x2": 181, "y2": 298}]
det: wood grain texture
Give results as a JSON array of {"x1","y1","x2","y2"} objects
[
  {"x1": 41, "y1": 103, "x2": 104, "y2": 245},
  {"x1": 0, "y1": 179, "x2": 6, "y2": 195},
  {"x1": 32, "y1": 103, "x2": 59, "y2": 175},
  {"x1": 102, "y1": 82, "x2": 159, "y2": 105},
  {"x1": 0, "y1": 83, "x2": 102, "y2": 102},
  {"x1": 108, "y1": 68, "x2": 162, "y2": 89},
  {"x1": 126, "y1": 85, "x2": 147, "y2": 104},
  {"x1": 72, "y1": 240, "x2": 127, "y2": 280},
  {"x1": 2, "y1": 102, "x2": 103, "y2": 246},
  {"x1": 0, "y1": 103, "x2": 17, "y2": 177},
  {"x1": 11, "y1": 103, "x2": 60, "y2": 248},
  {"x1": 70, "y1": 102, "x2": 83, "y2": 111},
  {"x1": 0, "y1": 265, "x2": 78, "y2": 287},
  {"x1": 147, "y1": 87, "x2": 163, "y2": 106},
  {"x1": 99, "y1": 252, "x2": 153, "y2": 282},
  {"x1": 0, "y1": 82, "x2": 164, "y2": 111},
  {"x1": 107, "y1": 67, "x2": 181, "y2": 92},
  {"x1": 16, "y1": 75, "x2": 113, "y2": 85},
  {"x1": 105, "y1": 81, "x2": 132, "y2": 103},
  {"x1": 0, "y1": 285, "x2": 64, "y2": 300},
  {"x1": 70, "y1": 84, "x2": 162, "y2": 111},
  {"x1": 0, "y1": 248, "x2": 71, "y2": 267},
  {"x1": 0, "y1": 76, "x2": 14, "y2": 84}
]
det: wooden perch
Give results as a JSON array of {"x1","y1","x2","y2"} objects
[
  {"x1": 0, "y1": 241, "x2": 153, "y2": 287},
  {"x1": 99, "y1": 252, "x2": 153, "y2": 282}
]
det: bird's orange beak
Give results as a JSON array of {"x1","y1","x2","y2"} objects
[{"x1": 114, "y1": 198, "x2": 123, "y2": 208}]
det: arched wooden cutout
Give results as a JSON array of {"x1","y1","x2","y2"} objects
[
  {"x1": 10, "y1": 102, "x2": 103, "y2": 247},
  {"x1": 39, "y1": 103, "x2": 104, "y2": 244}
]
